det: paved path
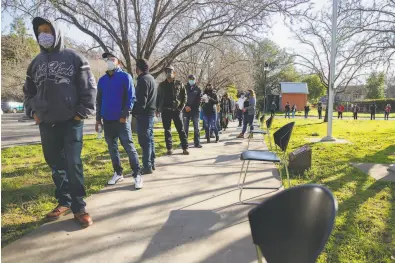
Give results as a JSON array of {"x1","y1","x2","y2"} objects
[{"x1": 1, "y1": 122, "x2": 279, "y2": 263}]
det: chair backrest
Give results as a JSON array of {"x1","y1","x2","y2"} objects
[
  {"x1": 273, "y1": 122, "x2": 294, "y2": 152},
  {"x1": 248, "y1": 184, "x2": 337, "y2": 263},
  {"x1": 266, "y1": 116, "x2": 274, "y2": 129}
]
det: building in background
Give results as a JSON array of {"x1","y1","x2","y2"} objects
[
  {"x1": 280, "y1": 82, "x2": 309, "y2": 110},
  {"x1": 335, "y1": 85, "x2": 367, "y2": 102}
]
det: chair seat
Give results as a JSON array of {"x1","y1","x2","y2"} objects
[
  {"x1": 241, "y1": 150, "x2": 281, "y2": 162},
  {"x1": 251, "y1": 129, "x2": 267, "y2": 134}
]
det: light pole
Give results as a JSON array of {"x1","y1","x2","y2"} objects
[
  {"x1": 263, "y1": 62, "x2": 269, "y2": 113},
  {"x1": 322, "y1": 0, "x2": 338, "y2": 142}
]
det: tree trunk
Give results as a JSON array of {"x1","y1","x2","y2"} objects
[{"x1": 324, "y1": 87, "x2": 329, "y2": 122}]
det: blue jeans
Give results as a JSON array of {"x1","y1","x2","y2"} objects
[
  {"x1": 136, "y1": 115, "x2": 155, "y2": 170},
  {"x1": 285, "y1": 111, "x2": 290, "y2": 118},
  {"x1": 292, "y1": 111, "x2": 296, "y2": 118},
  {"x1": 39, "y1": 119, "x2": 86, "y2": 214},
  {"x1": 242, "y1": 113, "x2": 254, "y2": 134},
  {"x1": 184, "y1": 111, "x2": 201, "y2": 146},
  {"x1": 104, "y1": 118, "x2": 140, "y2": 177},
  {"x1": 203, "y1": 114, "x2": 218, "y2": 139}
]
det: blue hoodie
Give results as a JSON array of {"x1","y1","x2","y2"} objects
[{"x1": 96, "y1": 68, "x2": 135, "y2": 121}]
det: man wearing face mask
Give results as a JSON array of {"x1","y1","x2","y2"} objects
[
  {"x1": 156, "y1": 66, "x2": 189, "y2": 155},
  {"x1": 23, "y1": 17, "x2": 97, "y2": 228},
  {"x1": 183, "y1": 74, "x2": 202, "y2": 148},
  {"x1": 133, "y1": 59, "x2": 157, "y2": 175},
  {"x1": 96, "y1": 52, "x2": 142, "y2": 189}
]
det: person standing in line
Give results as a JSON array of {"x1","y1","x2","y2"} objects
[
  {"x1": 353, "y1": 103, "x2": 360, "y2": 120},
  {"x1": 133, "y1": 59, "x2": 157, "y2": 175},
  {"x1": 291, "y1": 104, "x2": 297, "y2": 118},
  {"x1": 220, "y1": 92, "x2": 232, "y2": 131},
  {"x1": 236, "y1": 93, "x2": 245, "y2": 127},
  {"x1": 237, "y1": 89, "x2": 256, "y2": 138},
  {"x1": 183, "y1": 74, "x2": 202, "y2": 148},
  {"x1": 156, "y1": 66, "x2": 189, "y2": 155},
  {"x1": 370, "y1": 102, "x2": 377, "y2": 120},
  {"x1": 284, "y1": 102, "x2": 291, "y2": 119},
  {"x1": 337, "y1": 104, "x2": 344, "y2": 119},
  {"x1": 304, "y1": 104, "x2": 310, "y2": 119},
  {"x1": 317, "y1": 102, "x2": 323, "y2": 119},
  {"x1": 96, "y1": 52, "x2": 142, "y2": 189},
  {"x1": 202, "y1": 84, "x2": 219, "y2": 143},
  {"x1": 24, "y1": 17, "x2": 96, "y2": 227},
  {"x1": 270, "y1": 101, "x2": 277, "y2": 116},
  {"x1": 384, "y1": 104, "x2": 391, "y2": 120}
]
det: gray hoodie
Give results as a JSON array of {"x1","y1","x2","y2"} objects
[{"x1": 23, "y1": 17, "x2": 97, "y2": 123}]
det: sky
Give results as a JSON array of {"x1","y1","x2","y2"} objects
[{"x1": 1, "y1": 0, "x2": 328, "y2": 51}]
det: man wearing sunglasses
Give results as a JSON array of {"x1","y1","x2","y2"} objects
[
  {"x1": 96, "y1": 52, "x2": 142, "y2": 189},
  {"x1": 156, "y1": 66, "x2": 189, "y2": 155}
]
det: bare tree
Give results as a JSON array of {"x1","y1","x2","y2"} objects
[{"x1": 2, "y1": 0, "x2": 308, "y2": 77}]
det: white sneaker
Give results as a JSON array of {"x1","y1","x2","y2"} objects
[
  {"x1": 108, "y1": 172, "x2": 124, "y2": 185},
  {"x1": 134, "y1": 175, "x2": 143, "y2": 189}
]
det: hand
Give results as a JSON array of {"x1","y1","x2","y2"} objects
[
  {"x1": 185, "y1": 106, "x2": 191, "y2": 112},
  {"x1": 33, "y1": 113, "x2": 41, "y2": 124},
  {"x1": 243, "y1": 108, "x2": 246, "y2": 113},
  {"x1": 119, "y1": 117, "x2": 127, "y2": 123},
  {"x1": 74, "y1": 115, "x2": 82, "y2": 121},
  {"x1": 95, "y1": 121, "x2": 102, "y2": 132}
]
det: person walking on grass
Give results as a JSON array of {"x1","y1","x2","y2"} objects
[
  {"x1": 353, "y1": 103, "x2": 360, "y2": 120},
  {"x1": 96, "y1": 52, "x2": 142, "y2": 189},
  {"x1": 337, "y1": 104, "x2": 344, "y2": 119},
  {"x1": 384, "y1": 104, "x2": 391, "y2": 120},
  {"x1": 370, "y1": 102, "x2": 377, "y2": 120},
  {"x1": 284, "y1": 102, "x2": 291, "y2": 119},
  {"x1": 237, "y1": 89, "x2": 256, "y2": 138},
  {"x1": 304, "y1": 104, "x2": 310, "y2": 119},
  {"x1": 317, "y1": 102, "x2": 323, "y2": 119},
  {"x1": 156, "y1": 65, "x2": 189, "y2": 155},
  {"x1": 183, "y1": 74, "x2": 202, "y2": 148},
  {"x1": 291, "y1": 104, "x2": 297, "y2": 118},
  {"x1": 270, "y1": 101, "x2": 277, "y2": 116},
  {"x1": 133, "y1": 59, "x2": 157, "y2": 175},
  {"x1": 202, "y1": 84, "x2": 219, "y2": 143},
  {"x1": 23, "y1": 17, "x2": 96, "y2": 227},
  {"x1": 220, "y1": 92, "x2": 232, "y2": 131}
]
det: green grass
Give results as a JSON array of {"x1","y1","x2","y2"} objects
[
  {"x1": 271, "y1": 118, "x2": 395, "y2": 263},
  {"x1": 1, "y1": 128, "x2": 187, "y2": 247},
  {"x1": 274, "y1": 111, "x2": 393, "y2": 118}
]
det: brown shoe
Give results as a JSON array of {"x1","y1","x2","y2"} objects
[
  {"x1": 237, "y1": 133, "x2": 244, "y2": 138},
  {"x1": 46, "y1": 205, "x2": 70, "y2": 221},
  {"x1": 74, "y1": 211, "x2": 93, "y2": 228}
]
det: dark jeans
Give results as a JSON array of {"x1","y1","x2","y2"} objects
[
  {"x1": 136, "y1": 115, "x2": 155, "y2": 170},
  {"x1": 39, "y1": 119, "x2": 86, "y2": 214},
  {"x1": 217, "y1": 112, "x2": 222, "y2": 131},
  {"x1": 385, "y1": 112, "x2": 390, "y2": 120},
  {"x1": 270, "y1": 110, "x2": 275, "y2": 117},
  {"x1": 318, "y1": 110, "x2": 322, "y2": 119},
  {"x1": 162, "y1": 109, "x2": 188, "y2": 150},
  {"x1": 242, "y1": 113, "x2": 254, "y2": 134},
  {"x1": 104, "y1": 118, "x2": 140, "y2": 177},
  {"x1": 221, "y1": 112, "x2": 229, "y2": 129},
  {"x1": 371, "y1": 113, "x2": 375, "y2": 120},
  {"x1": 353, "y1": 112, "x2": 358, "y2": 120},
  {"x1": 184, "y1": 111, "x2": 200, "y2": 146},
  {"x1": 338, "y1": 111, "x2": 343, "y2": 119},
  {"x1": 304, "y1": 111, "x2": 309, "y2": 118},
  {"x1": 203, "y1": 114, "x2": 218, "y2": 139},
  {"x1": 285, "y1": 111, "x2": 290, "y2": 118},
  {"x1": 237, "y1": 110, "x2": 243, "y2": 126}
]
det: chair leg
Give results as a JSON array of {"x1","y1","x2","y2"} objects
[
  {"x1": 255, "y1": 245, "x2": 264, "y2": 263},
  {"x1": 239, "y1": 161, "x2": 251, "y2": 204},
  {"x1": 283, "y1": 152, "x2": 291, "y2": 187},
  {"x1": 247, "y1": 134, "x2": 252, "y2": 150},
  {"x1": 237, "y1": 160, "x2": 246, "y2": 188}
]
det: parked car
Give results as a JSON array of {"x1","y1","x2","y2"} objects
[{"x1": 1, "y1": 101, "x2": 24, "y2": 113}]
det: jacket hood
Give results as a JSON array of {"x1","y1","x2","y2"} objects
[{"x1": 32, "y1": 17, "x2": 64, "y2": 52}]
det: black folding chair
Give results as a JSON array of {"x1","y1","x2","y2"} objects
[
  {"x1": 238, "y1": 121, "x2": 294, "y2": 205},
  {"x1": 248, "y1": 184, "x2": 337, "y2": 263},
  {"x1": 247, "y1": 116, "x2": 274, "y2": 150}
]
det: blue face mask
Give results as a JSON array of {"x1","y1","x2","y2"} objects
[{"x1": 189, "y1": 80, "x2": 195, "y2": 85}]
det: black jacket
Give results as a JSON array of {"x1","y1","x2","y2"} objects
[
  {"x1": 156, "y1": 79, "x2": 186, "y2": 112},
  {"x1": 184, "y1": 83, "x2": 202, "y2": 115},
  {"x1": 133, "y1": 72, "x2": 157, "y2": 116},
  {"x1": 202, "y1": 92, "x2": 218, "y2": 116},
  {"x1": 370, "y1": 104, "x2": 377, "y2": 114}
]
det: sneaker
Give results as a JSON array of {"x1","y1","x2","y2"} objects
[
  {"x1": 152, "y1": 164, "x2": 156, "y2": 171},
  {"x1": 195, "y1": 144, "x2": 203, "y2": 148},
  {"x1": 134, "y1": 175, "x2": 143, "y2": 189},
  {"x1": 141, "y1": 167, "x2": 153, "y2": 175},
  {"x1": 183, "y1": 149, "x2": 190, "y2": 155},
  {"x1": 46, "y1": 205, "x2": 70, "y2": 221},
  {"x1": 108, "y1": 172, "x2": 124, "y2": 185},
  {"x1": 216, "y1": 137, "x2": 219, "y2": 143},
  {"x1": 74, "y1": 211, "x2": 93, "y2": 228},
  {"x1": 237, "y1": 133, "x2": 244, "y2": 138},
  {"x1": 206, "y1": 138, "x2": 210, "y2": 143},
  {"x1": 167, "y1": 150, "x2": 173, "y2": 155}
]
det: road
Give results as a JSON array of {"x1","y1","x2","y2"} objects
[{"x1": 1, "y1": 113, "x2": 97, "y2": 148}]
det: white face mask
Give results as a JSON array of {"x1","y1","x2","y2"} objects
[{"x1": 107, "y1": 60, "x2": 117, "y2": 71}]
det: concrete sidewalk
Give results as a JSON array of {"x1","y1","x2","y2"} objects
[{"x1": 1, "y1": 122, "x2": 280, "y2": 263}]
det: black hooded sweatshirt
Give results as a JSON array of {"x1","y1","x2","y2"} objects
[{"x1": 23, "y1": 17, "x2": 97, "y2": 123}]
